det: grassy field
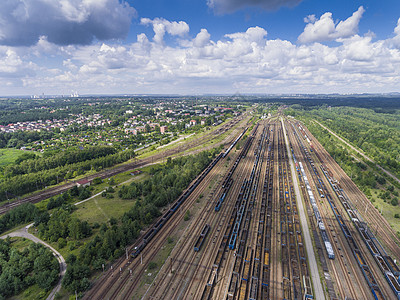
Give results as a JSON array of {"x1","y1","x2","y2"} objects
[
  {"x1": 72, "y1": 170, "x2": 150, "y2": 225},
  {"x1": 370, "y1": 189, "x2": 400, "y2": 234},
  {"x1": 73, "y1": 194, "x2": 137, "y2": 224},
  {"x1": 0, "y1": 148, "x2": 25, "y2": 166},
  {"x1": 8, "y1": 236, "x2": 32, "y2": 251},
  {"x1": 11, "y1": 284, "x2": 49, "y2": 300}
]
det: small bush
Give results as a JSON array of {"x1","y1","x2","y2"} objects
[
  {"x1": 184, "y1": 210, "x2": 191, "y2": 221},
  {"x1": 148, "y1": 261, "x2": 157, "y2": 270},
  {"x1": 93, "y1": 177, "x2": 102, "y2": 185},
  {"x1": 58, "y1": 237, "x2": 67, "y2": 248}
]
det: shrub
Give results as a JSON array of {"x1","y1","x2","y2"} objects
[{"x1": 148, "y1": 261, "x2": 157, "y2": 270}]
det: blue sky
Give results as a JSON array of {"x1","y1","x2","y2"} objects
[{"x1": 0, "y1": 0, "x2": 400, "y2": 96}]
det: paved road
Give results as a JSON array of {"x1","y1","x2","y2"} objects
[
  {"x1": 1, "y1": 224, "x2": 66, "y2": 300},
  {"x1": 281, "y1": 118, "x2": 325, "y2": 299},
  {"x1": 314, "y1": 120, "x2": 400, "y2": 185}
]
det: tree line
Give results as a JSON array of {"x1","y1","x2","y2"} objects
[
  {"x1": 0, "y1": 149, "x2": 134, "y2": 202},
  {"x1": 3, "y1": 146, "x2": 117, "y2": 177},
  {"x1": 287, "y1": 106, "x2": 400, "y2": 178}
]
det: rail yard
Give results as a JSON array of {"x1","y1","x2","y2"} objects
[{"x1": 83, "y1": 116, "x2": 400, "y2": 300}]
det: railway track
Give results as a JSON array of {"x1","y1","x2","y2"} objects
[
  {"x1": 299, "y1": 120, "x2": 395, "y2": 298},
  {"x1": 290, "y1": 118, "x2": 390, "y2": 299},
  {"x1": 198, "y1": 123, "x2": 262, "y2": 300},
  {"x1": 83, "y1": 115, "x2": 400, "y2": 300},
  {"x1": 301, "y1": 120, "x2": 400, "y2": 259},
  {"x1": 84, "y1": 116, "x2": 253, "y2": 299},
  {"x1": 167, "y1": 146, "x2": 253, "y2": 299},
  {"x1": 121, "y1": 161, "x2": 226, "y2": 300},
  {"x1": 288, "y1": 120, "x2": 365, "y2": 298},
  {"x1": 180, "y1": 134, "x2": 257, "y2": 299},
  {"x1": 142, "y1": 154, "x2": 239, "y2": 299},
  {"x1": 83, "y1": 153, "x2": 227, "y2": 299},
  {"x1": 0, "y1": 115, "x2": 249, "y2": 215}
]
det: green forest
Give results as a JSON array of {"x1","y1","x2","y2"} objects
[
  {"x1": 0, "y1": 239, "x2": 59, "y2": 299},
  {"x1": 285, "y1": 105, "x2": 400, "y2": 220},
  {"x1": 0, "y1": 149, "x2": 219, "y2": 296},
  {"x1": 0, "y1": 147, "x2": 135, "y2": 202}
]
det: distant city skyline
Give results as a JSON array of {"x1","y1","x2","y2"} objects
[{"x1": 0, "y1": 0, "x2": 400, "y2": 96}]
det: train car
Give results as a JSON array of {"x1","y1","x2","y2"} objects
[
  {"x1": 227, "y1": 272, "x2": 239, "y2": 300},
  {"x1": 215, "y1": 193, "x2": 227, "y2": 212},
  {"x1": 303, "y1": 276, "x2": 314, "y2": 299},
  {"x1": 194, "y1": 224, "x2": 211, "y2": 252},
  {"x1": 229, "y1": 233, "x2": 237, "y2": 250},
  {"x1": 324, "y1": 241, "x2": 335, "y2": 259},
  {"x1": 131, "y1": 242, "x2": 145, "y2": 258},
  {"x1": 384, "y1": 272, "x2": 400, "y2": 299},
  {"x1": 131, "y1": 152, "x2": 222, "y2": 260},
  {"x1": 249, "y1": 277, "x2": 258, "y2": 300}
]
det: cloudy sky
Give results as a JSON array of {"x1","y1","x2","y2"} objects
[{"x1": 1, "y1": 0, "x2": 400, "y2": 96}]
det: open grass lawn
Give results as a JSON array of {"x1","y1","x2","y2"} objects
[
  {"x1": 72, "y1": 191, "x2": 136, "y2": 225},
  {"x1": 8, "y1": 236, "x2": 32, "y2": 251},
  {"x1": 370, "y1": 189, "x2": 400, "y2": 234},
  {"x1": 11, "y1": 284, "x2": 50, "y2": 300},
  {"x1": 0, "y1": 148, "x2": 24, "y2": 166},
  {"x1": 71, "y1": 169, "x2": 150, "y2": 225}
]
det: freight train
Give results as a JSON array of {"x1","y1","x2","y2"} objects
[
  {"x1": 194, "y1": 224, "x2": 211, "y2": 252},
  {"x1": 223, "y1": 127, "x2": 248, "y2": 158},
  {"x1": 131, "y1": 153, "x2": 223, "y2": 258}
]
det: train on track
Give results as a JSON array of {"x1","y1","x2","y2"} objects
[
  {"x1": 132, "y1": 125, "x2": 251, "y2": 259},
  {"x1": 292, "y1": 122, "x2": 388, "y2": 299},
  {"x1": 291, "y1": 123, "x2": 335, "y2": 260},
  {"x1": 298, "y1": 161, "x2": 335, "y2": 259},
  {"x1": 321, "y1": 164, "x2": 400, "y2": 299},
  {"x1": 132, "y1": 153, "x2": 223, "y2": 258},
  {"x1": 215, "y1": 127, "x2": 253, "y2": 212},
  {"x1": 194, "y1": 224, "x2": 211, "y2": 252},
  {"x1": 223, "y1": 127, "x2": 248, "y2": 158}
]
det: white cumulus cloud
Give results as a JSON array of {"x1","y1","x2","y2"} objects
[
  {"x1": 193, "y1": 29, "x2": 211, "y2": 47},
  {"x1": 2, "y1": 15, "x2": 400, "y2": 95},
  {"x1": 391, "y1": 18, "x2": 400, "y2": 48},
  {"x1": 298, "y1": 6, "x2": 365, "y2": 43},
  {"x1": 0, "y1": 0, "x2": 136, "y2": 46},
  {"x1": 141, "y1": 18, "x2": 189, "y2": 44}
]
